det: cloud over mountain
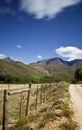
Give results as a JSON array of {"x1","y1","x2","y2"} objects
[
  {"x1": 0, "y1": 54, "x2": 6, "y2": 59},
  {"x1": 20, "y1": 0, "x2": 81, "y2": 19},
  {"x1": 56, "y1": 46, "x2": 82, "y2": 61}
]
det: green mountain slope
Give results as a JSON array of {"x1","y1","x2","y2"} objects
[
  {"x1": 0, "y1": 60, "x2": 49, "y2": 83},
  {"x1": 0, "y1": 57, "x2": 82, "y2": 83},
  {"x1": 31, "y1": 58, "x2": 82, "y2": 82}
]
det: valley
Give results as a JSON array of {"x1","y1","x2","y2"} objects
[{"x1": 0, "y1": 57, "x2": 82, "y2": 83}]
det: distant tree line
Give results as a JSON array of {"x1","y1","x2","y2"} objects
[
  {"x1": 0, "y1": 75, "x2": 33, "y2": 84},
  {"x1": 0, "y1": 75, "x2": 54, "y2": 84},
  {"x1": 0, "y1": 74, "x2": 67, "y2": 84},
  {"x1": 0, "y1": 67, "x2": 82, "y2": 84}
]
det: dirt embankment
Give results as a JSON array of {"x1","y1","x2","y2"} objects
[{"x1": 69, "y1": 84, "x2": 82, "y2": 130}]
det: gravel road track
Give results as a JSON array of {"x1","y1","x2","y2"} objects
[{"x1": 69, "y1": 84, "x2": 82, "y2": 130}]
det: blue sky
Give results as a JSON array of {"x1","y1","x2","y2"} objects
[{"x1": 0, "y1": 0, "x2": 82, "y2": 64}]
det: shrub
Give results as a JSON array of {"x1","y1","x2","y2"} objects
[
  {"x1": 27, "y1": 113, "x2": 40, "y2": 122},
  {"x1": 16, "y1": 117, "x2": 27, "y2": 127},
  {"x1": 60, "y1": 119, "x2": 78, "y2": 130},
  {"x1": 38, "y1": 120, "x2": 48, "y2": 128},
  {"x1": 61, "y1": 106, "x2": 74, "y2": 118}
]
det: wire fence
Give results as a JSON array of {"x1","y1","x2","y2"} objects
[{"x1": 0, "y1": 83, "x2": 54, "y2": 130}]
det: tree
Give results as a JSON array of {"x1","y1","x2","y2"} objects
[{"x1": 75, "y1": 67, "x2": 82, "y2": 81}]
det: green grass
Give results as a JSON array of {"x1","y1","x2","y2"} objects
[
  {"x1": 60, "y1": 119, "x2": 78, "y2": 130},
  {"x1": 0, "y1": 60, "x2": 48, "y2": 83},
  {"x1": 38, "y1": 120, "x2": 48, "y2": 128},
  {"x1": 61, "y1": 105, "x2": 74, "y2": 118},
  {"x1": 16, "y1": 117, "x2": 27, "y2": 127}
]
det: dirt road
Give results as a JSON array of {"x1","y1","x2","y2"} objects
[{"x1": 69, "y1": 84, "x2": 82, "y2": 130}]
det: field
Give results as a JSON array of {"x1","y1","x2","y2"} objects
[{"x1": 0, "y1": 82, "x2": 77, "y2": 130}]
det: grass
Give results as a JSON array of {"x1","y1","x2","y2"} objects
[
  {"x1": 38, "y1": 120, "x2": 48, "y2": 128},
  {"x1": 16, "y1": 117, "x2": 27, "y2": 127},
  {"x1": 0, "y1": 82, "x2": 78, "y2": 130},
  {"x1": 60, "y1": 119, "x2": 78, "y2": 130},
  {"x1": 27, "y1": 112, "x2": 40, "y2": 123},
  {"x1": 61, "y1": 105, "x2": 74, "y2": 118},
  {"x1": 0, "y1": 91, "x2": 3, "y2": 126}
]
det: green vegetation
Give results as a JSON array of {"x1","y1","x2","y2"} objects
[
  {"x1": 61, "y1": 105, "x2": 74, "y2": 118},
  {"x1": 60, "y1": 119, "x2": 78, "y2": 130},
  {"x1": 16, "y1": 117, "x2": 27, "y2": 127},
  {"x1": 0, "y1": 58, "x2": 81, "y2": 84},
  {"x1": 74, "y1": 67, "x2": 82, "y2": 83},
  {"x1": 38, "y1": 119, "x2": 49, "y2": 128},
  {"x1": 0, "y1": 60, "x2": 46, "y2": 84},
  {"x1": 0, "y1": 57, "x2": 80, "y2": 129}
]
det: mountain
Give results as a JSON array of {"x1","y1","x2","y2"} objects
[
  {"x1": 31, "y1": 58, "x2": 82, "y2": 67},
  {"x1": 2, "y1": 57, "x2": 14, "y2": 62},
  {"x1": 66, "y1": 59, "x2": 82, "y2": 67},
  {"x1": 30, "y1": 58, "x2": 82, "y2": 82},
  {"x1": 0, "y1": 57, "x2": 82, "y2": 83},
  {"x1": 0, "y1": 59, "x2": 49, "y2": 83}
]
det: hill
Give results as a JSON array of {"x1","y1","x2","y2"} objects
[
  {"x1": 31, "y1": 58, "x2": 82, "y2": 67},
  {"x1": 0, "y1": 57, "x2": 82, "y2": 83},
  {"x1": 0, "y1": 58, "x2": 49, "y2": 83},
  {"x1": 30, "y1": 58, "x2": 82, "y2": 82}
]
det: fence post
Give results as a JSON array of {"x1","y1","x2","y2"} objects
[
  {"x1": 35, "y1": 85, "x2": 38, "y2": 110},
  {"x1": 40, "y1": 84, "x2": 43, "y2": 104},
  {"x1": 25, "y1": 84, "x2": 31, "y2": 117},
  {"x1": 44, "y1": 85, "x2": 46, "y2": 102},
  {"x1": 2, "y1": 90, "x2": 8, "y2": 130},
  {"x1": 19, "y1": 92, "x2": 22, "y2": 117}
]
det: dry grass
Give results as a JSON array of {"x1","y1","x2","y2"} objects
[
  {"x1": 0, "y1": 82, "x2": 78, "y2": 130},
  {"x1": 0, "y1": 91, "x2": 3, "y2": 126}
]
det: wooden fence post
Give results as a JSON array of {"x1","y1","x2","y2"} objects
[
  {"x1": 35, "y1": 85, "x2": 38, "y2": 110},
  {"x1": 19, "y1": 92, "x2": 22, "y2": 117},
  {"x1": 40, "y1": 85, "x2": 43, "y2": 104},
  {"x1": 44, "y1": 85, "x2": 46, "y2": 103},
  {"x1": 2, "y1": 90, "x2": 8, "y2": 130},
  {"x1": 25, "y1": 84, "x2": 31, "y2": 117}
]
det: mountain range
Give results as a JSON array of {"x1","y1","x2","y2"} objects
[
  {"x1": 0, "y1": 57, "x2": 82, "y2": 83},
  {"x1": 30, "y1": 58, "x2": 82, "y2": 81},
  {"x1": 30, "y1": 58, "x2": 82, "y2": 67}
]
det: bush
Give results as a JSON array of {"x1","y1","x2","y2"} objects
[
  {"x1": 16, "y1": 117, "x2": 27, "y2": 127},
  {"x1": 62, "y1": 106, "x2": 74, "y2": 118},
  {"x1": 38, "y1": 120, "x2": 48, "y2": 128},
  {"x1": 60, "y1": 119, "x2": 78, "y2": 130}
]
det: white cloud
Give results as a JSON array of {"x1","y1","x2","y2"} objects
[
  {"x1": 16, "y1": 45, "x2": 22, "y2": 49},
  {"x1": 0, "y1": 54, "x2": 6, "y2": 59},
  {"x1": 56, "y1": 46, "x2": 82, "y2": 61},
  {"x1": 20, "y1": 0, "x2": 81, "y2": 19},
  {"x1": 37, "y1": 55, "x2": 42, "y2": 59}
]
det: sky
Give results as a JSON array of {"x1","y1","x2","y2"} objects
[{"x1": 0, "y1": 0, "x2": 82, "y2": 64}]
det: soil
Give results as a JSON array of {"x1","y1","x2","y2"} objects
[{"x1": 69, "y1": 84, "x2": 82, "y2": 130}]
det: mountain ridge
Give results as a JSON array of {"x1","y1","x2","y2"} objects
[
  {"x1": 0, "y1": 57, "x2": 82, "y2": 83},
  {"x1": 0, "y1": 57, "x2": 14, "y2": 62},
  {"x1": 30, "y1": 57, "x2": 82, "y2": 67},
  {"x1": 30, "y1": 57, "x2": 82, "y2": 82},
  {"x1": 1, "y1": 57, "x2": 82, "y2": 66}
]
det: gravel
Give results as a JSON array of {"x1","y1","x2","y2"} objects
[{"x1": 69, "y1": 84, "x2": 82, "y2": 130}]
